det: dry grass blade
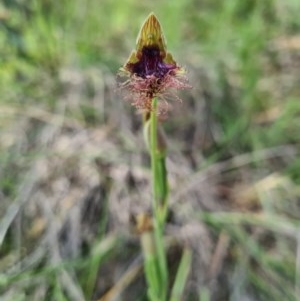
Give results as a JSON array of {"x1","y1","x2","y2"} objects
[
  {"x1": 4, "y1": 236, "x2": 47, "y2": 274},
  {"x1": 296, "y1": 231, "x2": 300, "y2": 297},
  {"x1": 0, "y1": 172, "x2": 37, "y2": 247},
  {"x1": 208, "y1": 231, "x2": 230, "y2": 283},
  {"x1": 200, "y1": 212, "x2": 300, "y2": 238},
  {"x1": 173, "y1": 145, "x2": 297, "y2": 204},
  {"x1": 41, "y1": 196, "x2": 86, "y2": 301},
  {"x1": 97, "y1": 260, "x2": 143, "y2": 301}
]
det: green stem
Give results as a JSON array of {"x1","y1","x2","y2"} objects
[
  {"x1": 150, "y1": 99, "x2": 168, "y2": 224},
  {"x1": 150, "y1": 97, "x2": 168, "y2": 300},
  {"x1": 150, "y1": 98, "x2": 159, "y2": 218}
]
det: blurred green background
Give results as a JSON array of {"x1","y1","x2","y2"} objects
[{"x1": 1, "y1": 0, "x2": 300, "y2": 300}]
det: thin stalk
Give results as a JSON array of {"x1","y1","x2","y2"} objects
[
  {"x1": 150, "y1": 97, "x2": 168, "y2": 300},
  {"x1": 150, "y1": 98, "x2": 159, "y2": 220}
]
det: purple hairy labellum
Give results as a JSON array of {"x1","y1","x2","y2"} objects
[{"x1": 118, "y1": 13, "x2": 191, "y2": 116}]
